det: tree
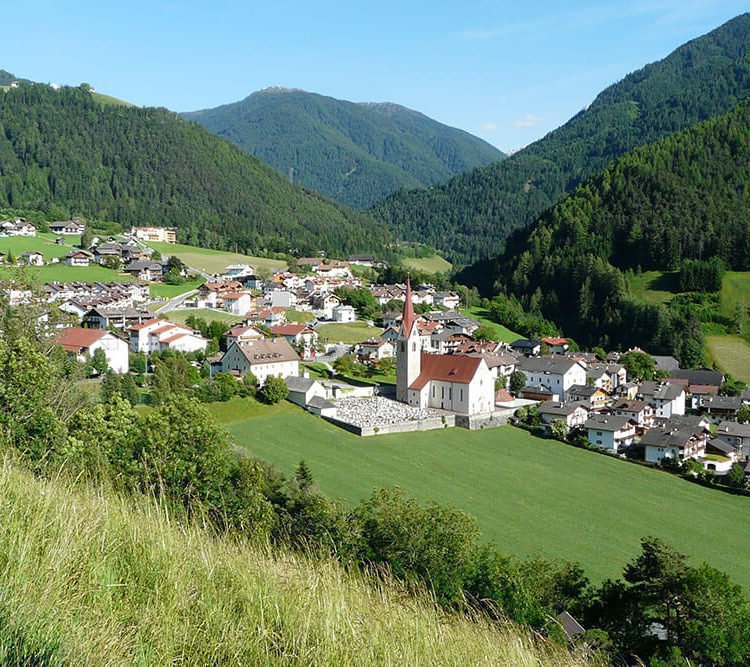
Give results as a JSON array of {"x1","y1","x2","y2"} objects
[
  {"x1": 472, "y1": 325, "x2": 497, "y2": 342},
  {"x1": 90, "y1": 348, "x2": 109, "y2": 376},
  {"x1": 258, "y1": 375, "x2": 288, "y2": 404},
  {"x1": 212, "y1": 372, "x2": 238, "y2": 402},
  {"x1": 509, "y1": 370, "x2": 527, "y2": 394},
  {"x1": 239, "y1": 371, "x2": 259, "y2": 398},
  {"x1": 549, "y1": 419, "x2": 569, "y2": 441},
  {"x1": 726, "y1": 463, "x2": 746, "y2": 489},
  {"x1": 80, "y1": 225, "x2": 93, "y2": 249},
  {"x1": 619, "y1": 351, "x2": 656, "y2": 382},
  {"x1": 737, "y1": 404, "x2": 750, "y2": 424}
]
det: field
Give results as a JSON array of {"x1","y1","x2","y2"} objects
[
  {"x1": 317, "y1": 321, "x2": 383, "y2": 344},
  {"x1": 0, "y1": 262, "x2": 134, "y2": 284},
  {"x1": 461, "y1": 306, "x2": 521, "y2": 343},
  {"x1": 707, "y1": 335, "x2": 750, "y2": 383},
  {"x1": 626, "y1": 270, "x2": 681, "y2": 304},
  {"x1": 149, "y1": 279, "x2": 202, "y2": 299},
  {"x1": 0, "y1": 232, "x2": 79, "y2": 261},
  {"x1": 721, "y1": 271, "x2": 750, "y2": 317},
  {"x1": 400, "y1": 254, "x2": 452, "y2": 275},
  {"x1": 285, "y1": 309, "x2": 316, "y2": 324},
  {"x1": 148, "y1": 241, "x2": 286, "y2": 275},
  {"x1": 167, "y1": 308, "x2": 242, "y2": 326},
  {"x1": 217, "y1": 400, "x2": 750, "y2": 589}
]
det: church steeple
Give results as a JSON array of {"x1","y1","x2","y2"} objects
[{"x1": 396, "y1": 275, "x2": 421, "y2": 403}]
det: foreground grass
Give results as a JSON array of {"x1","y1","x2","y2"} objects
[
  {"x1": 317, "y1": 321, "x2": 383, "y2": 345},
  {"x1": 148, "y1": 241, "x2": 287, "y2": 275},
  {"x1": 224, "y1": 405, "x2": 750, "y2": 589},
  {"x1": 707, "y1": 334, "x2": 750, "y2": 383},
  {"x1": 0, "y1": 459, "x2": 591, "y2": 666}
]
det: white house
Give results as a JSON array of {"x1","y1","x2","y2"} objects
[
  {"x1": 538, "y1": 401, "x2": 589, "y2": 431},
  {"x1": 285, "y1": 376, "x2": 327, "y2": 408},
  {"x1": 225, "y1": 323, "x2": 265, "y2": 347},
  {"x1": 641, "y1": 420, "x2": 708, "y2": 464},
  {"x1": 585, "y1": 414, "x2": 636, "y2": 453},
  {"x1": 221, "y1": 291, "x2": 252, "y2": 315},
  {"x1": 715, "y1": 421, "x2": 750, "y2": 460},
  {"x1": 611, "y1": 399, "x2": 655, "y2": 429},
  {"x1": 639, "y1": 381, "x2": 686, "y2": 418},
  {"x1": 357, "y1": 338, "x2": 395, "y2": 362},
  {"x1": 64, "y1": 250, "x2": 91, "y2": 267},
  {"x1": 57, "y1": 327, "x2": 129, "y2": 374},
  {"x1": 129, "y1": 318, "x2": 208, "y2": 354},
  {"x1": 21, "y1": 251, "x2": 44, "y2": 266},
  {"x1": 397, "y1": 279, "x2": 494, "y2": 416},
  {"x1": 332, "y1": 305, "x2": 356, "y2": 323},
  {"x1": 50, "y1": 220, "x2": 86, "y2": 235},
  {"x1": 517, "y1": 356, "x2": 586, "y2": 401},
  {"x1": 218, "y1": 337, "x2": 300, "y2": 385},
  {"x1": 130, "y1": 226, "x2": 176, "y2": 243}
]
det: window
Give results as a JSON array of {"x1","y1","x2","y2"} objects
[
  {"x1": 596, "y1": 431, "x2": 602, "y2": 436},
  {"x1": 449, "y1": 387, "x2": 452, "y2": 400},
  {"x1": 460, "y1": 389, "x2": 463, "y2": 402},
  {"x1": 441, "y1": 387, "x2": 445, "y2": 399}
]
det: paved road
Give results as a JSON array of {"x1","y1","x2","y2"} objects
[
  {"x1": 154, "y1": 289, "x2": 198, "y2": 315},
  {"x1": 315, "y1": 343, "x2": 351, "y2": 364}
]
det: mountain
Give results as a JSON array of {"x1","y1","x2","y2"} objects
[
  {"x1": 372, "y1": 13, "x2": 750, "y2": 265},
  {"x1": 0, "y1": 84, "x2": 390, "y2": 257},
  {"x1": 183, "y1": 88, "x2": 505, "y2": 209},
  {"x1": 0, "y1": 69, "x2": 32, "y2": 86},
  {"x1": 488, "y1": 99, "x2": 750, "y2": 359}
]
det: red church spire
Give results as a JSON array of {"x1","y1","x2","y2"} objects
[{"x1": 401, "y1": 275, "x2": 416, "y2": 337}]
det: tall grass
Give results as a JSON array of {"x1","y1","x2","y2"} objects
[{"x1": 0, "y1": 459, "x2": 596, "y2": 665}]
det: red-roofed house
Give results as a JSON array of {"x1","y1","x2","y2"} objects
[
  {"x1": 225, "y1": 324, "x2": 265, "y2": 347},
  {"x1": 57, "y1": 327, "x2": 128, "y2": 373},
  {"x1": 396, "y1": 278, "x2": 494, "y2": 415},
  {"x1": 542, "y1": 337, "x2": 570, "y2": 354},
  {"x1": 269, "y1": 323, "x2": 318, "y2": 349}
]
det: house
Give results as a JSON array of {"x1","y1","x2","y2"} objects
[
  {"x1": 585, "y1": 415, "x2": 636, "y2": 452},
  {"x1": 520, "y1": 385, "x2": 559, "y2": 402},
  {"x1": 129, "y1": 318, "x2": 208, "y2": 354},
  {"x1": 510, "y1": 339, "x2": 541, "y2": 357},
  {"x1": 357, "y1": 338, "x2": 395, "y2": 362},
  {"x1": 542, "y1": 337, "x2": 569, "y2": 354},
  {"x1": 83, "y1": 306, "x2": 152, "y2": 330},
  {"x1": 64, "y1": 250, "x2": 91, "y2": 267},
  {"x1": 517, "y1": 356, "x2": 586, "y2": 401},
  {"x1": 123, "y1": 260, "x2": 164, "y2": 282},
  {"x1": 700, "y1": 395, "x2": 743, "y2": 422},
  {"x1": 225, "y1": 324, "x2": 265, "y2": 347},
  {"x1": 715, "y1": 421, "x2": 750, "y2": 460},
  {"x1": 688, "y1": 384, "x2": 720, "y2": 410},
  {"x1": 639, "y1": 381, "x2": 685, "y2": 418},
  {"x1": 269, "y1": 289, "x2": 297, "y2": 308},
  {"x1": 641, "y1": 419, "x2": 708, "y2": 464},
  {"x1": 332, "y1": 305, "x2": 356, "y2": 323},
  {"x1": 130, "y1": 226, "x2": 176, "y2": 243},
  {"x1": 224, "y1": 263, "x2": 255, "y2": 278},
  {"x1": 433, "y1": 292, "x2": 461, "y2": 310},
  {"x1": 347, "y1": 254, "x2": 376, "y2": 267},
  {"x1": 669, "y1": 368, "x2": 725, "y2": 390},
  {"x1": 218, "y1": 337, "x2": 300, "y2": 385},
  {"x1": 651, "y1": 355, "x2": 680, "y2": 373},
  {"x1": 285, "y1": 376, "x2": 327, "y2": 408},
  {"x1": 397, "y1": 279, "x2": 495, "y2": 415},
  {"x1": 20, "y1": 251, "x2": 44, "y2": 266},
  {"x1": 221, "y1": 291, "x2": 252, "y2": 315},
  {"x1": 539, "y1": 401, "x2": 589, "y2": 431},
  {"x1": 269, "y1": 323, "x2": 318, "y2": 351},
  {"x1": 49, "y1": 220, "x2": 85, "y2": 235},
  {"x1": 567, "y1": 384, "x2": 608, "y2": 411},
  {"x1": 56, "y1": 327, "x2": 129, "y2": 373},
  {"x1": 611, "y1": 399, "x2": 655, "y2": 429},
  {"x1": 701, "y1": 439, "x2": 737, "y2": 476},
  {"x1": 0, "y1": 219, "x2": 36, "y2": 236},
  {"x1": 587, "y1": 363, "x2": 627, "y2": 391},
  {"x1": 93, "y1": 242, "x2": 123, "y2": 265}
]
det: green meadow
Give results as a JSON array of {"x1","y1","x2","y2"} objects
[
  {"x1": 148, "y1": 241, "x2": 286, "y2": 275},
  {"x1": 214, "y1": 399, "x2": 750, "y2": 589}
]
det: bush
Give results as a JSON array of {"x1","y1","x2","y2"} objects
[{"x1": 259, "y1": 375, "x2": 288, "y2": 404}]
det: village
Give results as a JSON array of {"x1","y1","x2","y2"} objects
[{"x1": 3, "y1": 218, "x2": 750, "y2": 483}]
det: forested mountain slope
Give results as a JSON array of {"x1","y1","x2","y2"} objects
[
  {"x1": 373, "y1": 13, "x2": 750, "y2": 264},
  {"x1": 0, "y1": 84, "x2": 390, "y2": 256},
  {"x1": 490, "y1": 99, "x2": 750, "y2": 358},
  {"x1": 184, "y1": 88, "x2": 505, "y2": 209}
]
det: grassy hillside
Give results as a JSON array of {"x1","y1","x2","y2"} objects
[
  {"x1": 707, "y1": 335, "x2": 750, "y2": 383},
  {"x1": 147, "y1": 241, "x2": 287, "y2": 275},
  {"x1": 0, "y1": 85, "x2": 391, "y2": 258},
  {"x1": 374, "y1": 13, "x2": 750, "y2": 264},
  {"x1": 0, "y1": 458, "x2": 590, "y2": 665},
  {"x1": 401, "y1": 254, "x2": 453, "y2": 275},
  {"x1": 217, "y1": 401, "x2": 750, "y2": 589},
  {"x1": 317, "y1": 321, "x2": 383, "y2": 345},
  {"x1": 184, "y1": 88, "x2": 505, "y2": 209}
]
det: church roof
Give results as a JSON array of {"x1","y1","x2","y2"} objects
[
  {"x1": 400, "y1": 276, "x2": 417, "y2": 338},
  {"x1": 409, "y1": 353, "x2": 484, "y2": 390}
]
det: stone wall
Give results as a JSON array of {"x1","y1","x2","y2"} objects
[
  {"x1": 323, "y1": 414, "x2": 455, "y2": 437},
  {"x1": 454, "y1": 409, "x2": 514, "y2": 430}
]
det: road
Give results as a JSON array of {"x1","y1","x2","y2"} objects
[{"x1": 154, "y1": 289, "x2": 198, "y2": 315}]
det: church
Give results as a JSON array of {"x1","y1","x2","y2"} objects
[{"x1": 396, "y1": 279, "x2": 495, "y2": 415}]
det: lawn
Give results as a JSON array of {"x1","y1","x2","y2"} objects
[
  {"x1": 401, "y1": 255, "x2": 452, "y2": 275},
  {"x1": 707, "y1": 335, "x2": 750, "y2": 384},
  {"x1": 0, "y1": 232, "x2": 79, "y2": 261},
  {"x1": 0, "y1": 262, "x2": 133, "y2": 284},
  {"x1": 720, "y1": 272, "x2": 750, "y2": 318},
  {"x1": 148, "y1": 241, "x2": 286, "y2": 275},
  {"x1": 317, "y1": 321, "x2": 383, "y2": 345},
  {"x1": 285, "y1": 309, "x2": 316, "y2": 324},
  {"x1": 461, "y1": 306, "x2": 521, "y2": 343},
  {"x1": 167, "y1": 308, "x2": 242, "y2": 326},
  {"x1": 149, "y1": 279, "x2": 202, "y2": 299},
  {"x1": 626, "y1": 270, "x2": 681, "y2": 304},
  {"x1": 221, "y1": 403, "x2": 750, "y2": 589}
]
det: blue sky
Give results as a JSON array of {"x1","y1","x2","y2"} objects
[{"x1": 4, "y1": 1, "x2": 748, "y2": 151}]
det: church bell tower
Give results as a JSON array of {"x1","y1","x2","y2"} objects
[{"x1": 396, "y1": 277, "x2": 421, "y2": 403}]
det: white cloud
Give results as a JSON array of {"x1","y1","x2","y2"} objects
[
  {"x1": 481, "y1": 122, "x2": 498, "y2": 132},
  {"x1": 511, "y1": 114, "x2": 544, "y2": 128}
]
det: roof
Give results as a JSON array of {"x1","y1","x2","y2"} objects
[
  {"x1": 494, "y1": 388, "x2": 513, "y2": 403},
  {"x1": 585, "y1": 415, "x2": 632, "y2": 432},
  {"x1": 285, "y1": 376, "x2": 320, "y2": 393},
  {"x1": 558, "y1": 611, "x2": 585, "y2": 640},
  {"x1": 641, "y1": 425, "x2": 702, "y2": 449},
  {"x1": 706, "y1": 439, "x2": 736, "y2": 456},
  {"x1": 716, "y1": 421, "x2": 750, "y2": 439},
  {"x1": 511, "y1": 338, "x2": 541, "y2": 350},
  {"x1": 701, "y1": 395, "x2": 742, "y2": 411},
  {"x1": 129, "y1": 318, "x2": 162, "y2": 331},
  {"x1": 400, "y1": 276, "x2": 417, "y2": 338},
  {"x1": 651, "y1": 355, "x2": 680, "y2": 372},
  {"x1": 160, "y1": 332, "x2": 190, "y2": 344},
  {"x1": 612, "y1": 399, "x2": 649, "y2": 412},
  {"x1": 231, "y1": 337, "x2": 300, "y2": 366},
  {"x1": 539, "y1": 401, "x2": 588, "y2": 416},
  {"x1": 568, "y1": 384, "x2": 604, "y2": 398},
  {"x1": 518, "y1": 356, "x2": 582, "y2": 376},
  {"x1": 542, "y1": 337, "x2": 568, "y2": 346},
  {"x1": 640, "y1": 381, "x2": 684, "y2": 401},
  {"x1": 270, "y1": 324, "x2": 312, "y2": 336},
  {"x1": 56, "y1": 327, "x2": 109, "y2": 351},
  {"x1": 307, "y1": 396, "x2": 335, "y2": 409},
  {"x1": 409, "y1": 353, "x2": 484, "y2": 390},
  {"x1": 669, "y1": 368, "x2": 725, "y2": 387}
]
